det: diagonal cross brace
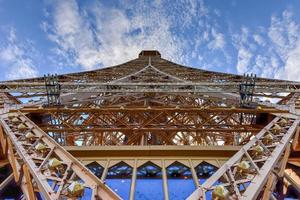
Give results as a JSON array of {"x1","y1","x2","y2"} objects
[{"x1": 0, "y1": 111, "x2": 121, "y2": 200}]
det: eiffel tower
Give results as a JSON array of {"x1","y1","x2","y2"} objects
[{"x1": 0, "y1": 50, "x2": 299, "y2": 199}]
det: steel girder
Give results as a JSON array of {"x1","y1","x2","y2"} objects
[
  {"x1": 0, "y1": 111, "x2": 121, "y2": 200},
  {"x1": 0, "y1": 51, "x2": 300, "y2": 199},
  {"x1": 187, "y1": 116, "x2": 300, "y2": 200},
  {"x1": 25, "y1": 105, "x2": 261, "y2": 146}
]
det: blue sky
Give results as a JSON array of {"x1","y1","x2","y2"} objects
[{"x1": 0, "y1": 0, "x2": 300, "y2": 81}]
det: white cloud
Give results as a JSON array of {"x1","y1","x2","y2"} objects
[
  {"x1": 199, "y1": 0, "x2": 208, "y2": 17},
  {"x1": 45, "y1": 0, "x2": 99, "y2": 70},
  {"x1": 0, "y1": 29, "x2": 38, "y2": 80},
  {"x1": 233, "y1": 9, "x2": 300, "y2": 81},
  {"x1": 268, "y1": 10, "x2": 299, "y2": 60},
  {"x1": 91, "y1": 2, "x2": 185, "y2": 66},
  {"x1": 208, "y1": 28, "x2": 225, "y2": 50},
  {"x1": 42, "y1": 0, "x2": 229, "y2": 71},
  {"x1": 233, "y1": 27, "x2": 254, "y2": 74},
  {"x1": 253, "y1": 34, "x2": 265, "y2": 46},
  {"x1": 43, "y1": 0, "x2": 187, "y2": 70},
  {"x1": 281, "y1": 40, "x2": 300, "y2": 81},
  {"x1": 6, "y1": 65, "x2": 39, "y2": 79},
  {"x1": 236, "y1": 47, "x2": 252, "y2": 74},
  {"x1": 265, "y1": 10, "x2": 300, "y2": 80}
]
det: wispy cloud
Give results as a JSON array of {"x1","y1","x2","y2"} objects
[
  {"x1": 0, "y1": 28, "x2": 39, "y2": 79},
  {"x1": 236, "y1": 47, "x2": 253, "y2": 74},
  {"x1": 233, "y1": 9, "x2": 300, "y2": 81},
  {"x1": 253, "y1": 34, "x2": 265, "y2": 46},
  {"x1": 208, "y1": 28, "x2": 226, "y2": 50},
  {"x1": 42, "y1": 0, "x2": 228, "y2": 71},
  {"x1": 280, "y1": 39, "x2": 300, "y2": 81},
  {"x1": 269, "y1": 10, "x2": 300, "y2": 81},
  {"x1": 0, "y1": 0, "x2": 292, "y2": 82},
  {"x1": 43, "y1": 0, "x2": 186, "y2": 70}
]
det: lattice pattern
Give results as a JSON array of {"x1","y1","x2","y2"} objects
[
  {"x1": 0, "y1": 51, "x2": 299, "y2": 199},
  {"x1": 0, "y1": 112, "x2": 120, "y2": 199},
  {"x1": 188, "y1": 117, "x2": 299, "y2": 200}
]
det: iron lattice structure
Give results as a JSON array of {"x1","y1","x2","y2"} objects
[{"x1": 0, "y1": 50, "x2": 299, "y2": 200}]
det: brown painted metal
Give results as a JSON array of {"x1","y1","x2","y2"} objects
[
  {"x1": 23, "y1": 164, "x2": 35, "y2": 200},
  {"x1": 0, "y1": 111, "x2": 121, "y2": 200},
  {"x1": 0, "y1": 51, "x2": 299, "y2": 199},
  {"x1": 187, "y1": 117, "x2": 299, "y2": 200}
]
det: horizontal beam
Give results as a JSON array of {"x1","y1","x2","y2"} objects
[
  {"x1": 64, "y1": 145, "x2": 240, "y2": 158},
  {"x1": 16, "y1": 106, "x2": 289, "y2": 114},
  {"x1": 1, "y1": 81, "x2": 300, "y2": 86},
  {"x1": 40, "y1": 126, "x2": 260, "y2": 133},
  {"x1": 0, "y1": 79, "x2": 299, "y2": 94},
  {"x1": 1, "y1": 88, "x2": 299, "y2": 93},
  {"x1": 0, "y1": 159, "x2": 9, "y2": 168},
  {"x1": 288, "y1": 158, "x2": 300, "y2": 167}
]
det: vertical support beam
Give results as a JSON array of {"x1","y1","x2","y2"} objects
[
  {"x1": 99, "y1": 132, "x2": 103, "y2": 145},
  {"x1": 189, "y1": 159, "x2": 200, "y2": 188},
  {"x1": 101, "y1": 159, "x2": 110, "y2": 181},
  {"x1": 161, "y1": 159, "x2": 169, "y2": 200},
  {"x1": 7, "y1": 138, "x2": 19, "y2": 182},
  {"x1": 262, "y1": 143, "x2": 292, "y2": 199},
  {"x1": 0, "y1": 126, "x2": 6, "y2": 155},
  {"x1": 262, "y1": 173, "x2": 276, "y2": 200},
  {"x1": 279, "y1": 143, "x2": 291, "y2": 176},
  {"x1": 140, "y1": 134, "x2": 144, "y2": 146},
  {"x1": 100, "y1": 132, "x2": 104, "y2": 145},
  {"x1": 23, "y1": 164, "x2": 36, "y2": 200},
  {"x1": 129, "y1": 159, "x2": 137, "y2": 200},
  {"x1": 292, "y1": 126, "x2": 299, "y2": 150}
]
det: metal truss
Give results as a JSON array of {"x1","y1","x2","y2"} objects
[
  {"x1": 0, "y1": 53, "x2": 299, "y2": 95},
  {"x1": 187, "y1": 116, "x2": 300, "y2": 200},
  {"x1": 0, "y1": 51, "x2": 300, "y2": 199},
  {"x1": 44, "y1": 74, "x2": 61, "y2": 106},
  {"x1": 20, "y1": 105, "x2": 262, "y2": 146},
  {"x1": 239, "y1": 74, "x2": 256, "y2": 108},
  {"x1": 1, "y1": 81, "x2": 300, "y2": 94},
  {"x1": 11, "y1": 91, "x2": 291, "y2": 147},
  {"x1": 0, "y1": 111, "x2": 120, "y2": 200},
  {"x1": 75, "y1": 155, "x2": 229, "y2": 200}
]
